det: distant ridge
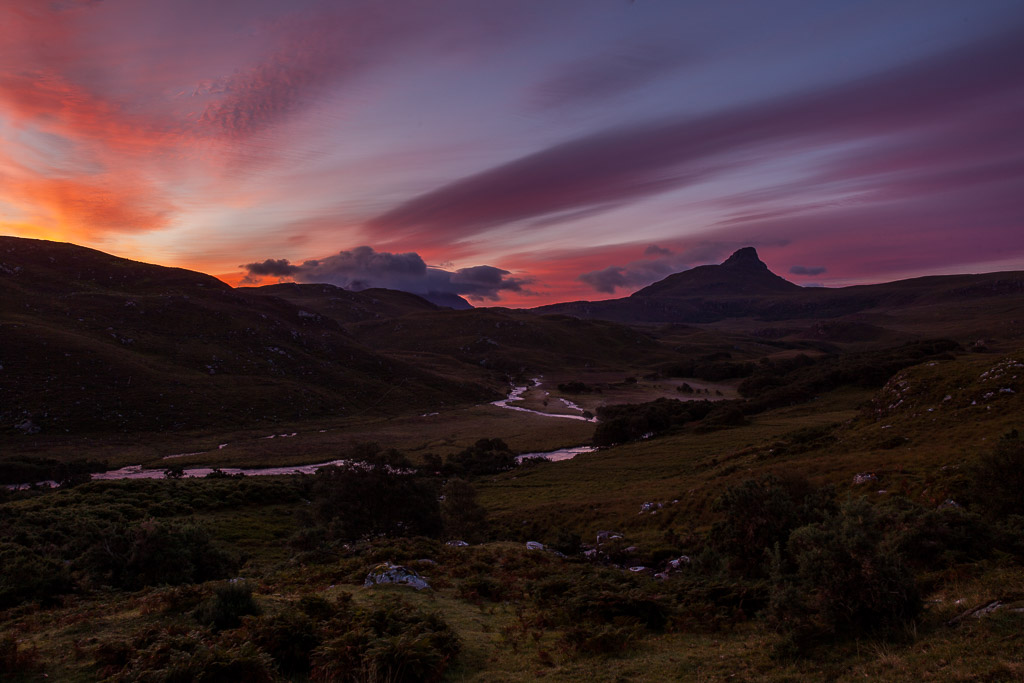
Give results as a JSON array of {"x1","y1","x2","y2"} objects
[{"x1": 533, "y1": 247, "x2": 1024, "y2": 340}]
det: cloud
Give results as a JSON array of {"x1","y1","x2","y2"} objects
[
  {"x1": 242, "y1": 258, "x2": 301, "y2": 277},
  {"x1": 578, "y1": 244, "x2": 691, "y2": 294},
  {"x1": 529, "y1": 45, "x2": 691, "y2": 109},
  {"x1": 368, "y1": 28, "x2": 1024, "y2": 245},
  {"x1": 789, "y1": 265, "x2": 826, "y2": 276},
  {"x1": 242, "y1": 246, "x2": 533, "y2": 305},
  {"x1": 644, "y1": 244, "x2": 672, "y2": 257}
]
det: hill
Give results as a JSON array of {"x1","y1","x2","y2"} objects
[
  {"x1": 0, "y1": 237, "x2": 497, "y2": 440},
  {"x1": 238, "y1": 282, "x2": 442, "y2": 323}
]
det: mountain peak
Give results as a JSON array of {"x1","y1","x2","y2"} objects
[
  {"x1": 629, "y1": 246, "x2": 799, "y2": 298},
  {"x1": 721, "y1": 247, "x2": 767, "y2": 270}
]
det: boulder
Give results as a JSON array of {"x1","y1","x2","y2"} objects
[
  {"x1": 363, "y1": 562, "x2": 429, "y2": 590},
  {"x1": 853, "y1": 472, "x2": 877, "y2": 485}
]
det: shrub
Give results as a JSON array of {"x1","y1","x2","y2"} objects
[
  {"x1": 312, "y1": 463, "x2": 442, "y2": 541},
  {"x1": 0, "y1": 635, "x2": 41, "y2": 676},
  {"x1": 440, "y1": 479, "x2": 488, "y2": 543},
  {"x1": 81, "y1": 518, "x2": 239, "y2": 589},
  {"x1": 968, "y1": 430, "x2": 1024, "y2": 517},
  {"x1": 885, "y1": 500, "x2": 993, "y2": 570},
  {"x1": 558, "y1": 623, "x2": 639, "y2": 657},
  {"x1": 106, "y1": 631, "x2": 275, "y2": 683},
  {"x1": 0, "y1": 542, "x2": 74, "y2": 608},
  {"x1": 711, "y1": 475, "x2": 835, "y2": 577},
  {"x1": 310, "y1": 598, "x2": 460, "y2": 682},
  {"x1": 769, "y1": 499, "x2": 920, "y2": 651},
  {"x1": 194, "y1": 581, "x2": 262, "y2": 631},
  {"x1": 246, "y1": 609, "x2": 320, "y2": 676},
  {"x1": 593, "y1": 398, "x2": 720, "y2": 445},
  {"x1": 444, "y1": 439, "x2": 516, "y2": 477}
]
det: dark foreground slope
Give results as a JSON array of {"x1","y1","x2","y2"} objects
[
  {"x1": 0, "y1": 238, "x2": 496, "y2": 439},
  {"x1": 536, "y1": 248, "x2": 1024, "y2": 345}
]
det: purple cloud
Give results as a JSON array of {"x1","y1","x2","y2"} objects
[
  {"x1": 529, "y1": 45, "x2": 692, "y2": 109},
  {"x1": 578, "y1": 245, "x2": 690, "y2": 294},
  {"x1": 243, "y1": 246, "x2": 532, "y2": 306},
  {"x1": 789, "y1": 265, "x2": 826, "y2": 276},
  {"x1": 368, "y1": 28, "x2": 1024, "y2": 245}
]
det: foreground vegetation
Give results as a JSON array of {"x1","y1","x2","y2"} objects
[{"x1": 3, "y1": 351, "x2": 1024, "y2": 681}]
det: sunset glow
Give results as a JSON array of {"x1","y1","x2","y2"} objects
[{"x1": 2, "y1": 0, "x2": 1022, "y2": 306}]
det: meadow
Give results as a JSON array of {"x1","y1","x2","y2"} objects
[{"x1": 3, "y1": 349, "x2": 1023, "y2": 681}]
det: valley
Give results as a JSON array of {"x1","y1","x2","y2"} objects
[{"x1": 2, "y1": 238, "x2": 1023, "y2": 681}]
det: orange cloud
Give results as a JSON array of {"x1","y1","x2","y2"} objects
[{"x1": 3, "y1": 175, "x2": 173, "y2": 240}]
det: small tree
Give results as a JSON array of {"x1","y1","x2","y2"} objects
[{"x1": 440, "y1": 479, "x2": 488, "y2": 543}]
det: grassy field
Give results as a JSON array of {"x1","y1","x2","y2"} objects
[{"x1": 2, "y1": 352, "x2": 1023, "y2": 681}]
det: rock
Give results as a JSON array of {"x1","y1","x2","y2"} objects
[
  {"x1": 596, "y1": 530, "x2": 623, "y2": 544},
  {"x1": 639, "y1": 502, "x2": 663, "y2": 514},
  {"x1": 446, "y1": 540, "x2": 469, "y2": 547},
  {"x1": 525, "y1": 541, "x2": 545, "y2": 551},
  {"x1": 654, "y1": 572, "x2": 670, "y2": 581},
  {"x1": 363, "y1": 562, "x2": 429, "y2": 590},
  {"x1": 14, "y1": 419, "x2": 40, "y2": 434},
  {"x1": 667, "y1": 555, "x2": 691, "y2": 570},
  {"x1": 853, "y1": 472, "x2": 877, "y2": 485},
  {"x1": 628, "y1": 566, "x2": 648, "y2": 573}
]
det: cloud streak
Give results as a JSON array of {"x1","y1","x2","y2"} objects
[
  {"x1": 529, "y1": 45, "x2": 692, "y2": 109},
  {"x1": 369, "y1": 28, "x2": 1024, "y2": 247}
]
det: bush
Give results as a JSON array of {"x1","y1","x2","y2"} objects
[
  {"x1": 0, "y1": 635, "x2": 41, "y2": 676},
  {"x1": 885, "y1": 500, "x2": 993, "y2": 570},
  {"x1": 769, "y1": 499, "x2": 920, "y2": 650},
  {"x1": 246, "y1": 609, "x2": 320, "y2": 676},
  {"x1": 444, "y1": 439, "x2": 516, "y2": 477},
  {"x1": 593, "y1": 398, "x2": 721, "y2": 445},
  {"x1": 440, "y1": 479, "x2": 488, "y2": 543},
  {"x1": 711, "y1": 475, "x2": 835, "y2": 577},
  {"x1": 310, "y1": 598, "x2": 460, "y2": 682},
  {"x1": 81, "y1": 518, "x2": 239, "y2": 590},
  {"x1": 104, "y1": 631, "x2": 275, "y2": 683},
  {"x1": 558, "y1": 623, "x2": 639, "y2": 657},
  {"x1": 194, "y1": 581, "x2": 262, "y2": 631},
  {"x1": 312, "y1": 463, "x2": 441, "y2": 541},
  {"x1": 0, "y1": 542, "x2": 74, "y2": 608},
  {"x1": 969, "y1": 430, "x2": 1024, "y2": 517}
]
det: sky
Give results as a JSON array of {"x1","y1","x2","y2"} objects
[{"x1": 1, "y1": 0, "x2": 1023, "y2": 307}]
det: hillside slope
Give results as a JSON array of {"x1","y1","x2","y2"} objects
[{"x1": 0, "y1": 238, "x2": 497, "y2": 439}]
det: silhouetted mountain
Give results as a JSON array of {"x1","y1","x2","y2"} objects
[
  {"x1": 633, "y1": 247, "x2": 801, "y2": 297},
  {"x1": 535, "y1": 248, "x2": 1024, "y2": 343}
]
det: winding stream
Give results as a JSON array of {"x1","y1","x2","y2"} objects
[
  {"x1": 491, "y1": 379, "x2": 598, "y2": 422},
  {"x1": 9, "y1": 381, "x2": 598, "y2": 489}
]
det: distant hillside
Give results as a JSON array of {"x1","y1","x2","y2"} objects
[
  {"x1": 535, "y1": 248, "x2": 1024, "y2": 345},
  {"x1": 239, "y1": 282, "x2": 441, "y2": 324},
  {"x1": 346, "y1": 308, "x2": 678, "y2": 378},
  {"x1": 0, "y1": 237, "x2": 497, "y2": 438}
]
